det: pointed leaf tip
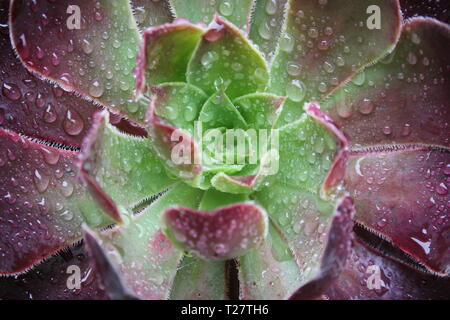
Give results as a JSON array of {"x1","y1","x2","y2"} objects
[
  {"x1": 163, "y1": 202, "x2": 268, "y2": 260},
  {"x1": 134, "y1": 20, "x2": 204, "y2": 96},
  {"x1": 306, "y1": 103, "x2": 349, "y2": 193},
  {"x1": 78, "y1": 111, "x2": 123, "y2": 224},
  {"x1": 83, "y1": 225, "x2": 138, "y2": 300},
  {"x1": 289, "y1": 196, "x2": 355, "y2": 300},
  {"x1": 187, "y1": 15, "x2": 269, "y2": 100}
]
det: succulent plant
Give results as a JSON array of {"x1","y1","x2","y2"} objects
[{"x1": 0, "y1": 0, "x2": 449, "y2": 300}]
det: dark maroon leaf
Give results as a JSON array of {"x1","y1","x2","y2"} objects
[
  {"x1": 0, "y1": 1, "x2": 99, "y2": 148},
  {"x1": 345, "y1": 147, "x2": 450, "y2": 275},
  {"x1": 322, "y1": 239, "x2": 450, "y2": 300},
  {"x1": 0, "y1": 242, "x2": 108, "y2": 300},
  {"x1": 0, "y1": 129, "x2": 111, "y2": 275}
]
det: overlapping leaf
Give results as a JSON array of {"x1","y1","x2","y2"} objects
[
  {"x1": 10, "y1": 0, "x2": 144, "y2": 121},
  {"x1": 270, "y1": 0, "x2": 402, "y2": 126},
  {"x1": 0, "y1": 129, "x2": 113, "y2": 275}
]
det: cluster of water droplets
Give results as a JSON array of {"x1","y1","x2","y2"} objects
[
  {"x1": 15, "y1": 1, "x2": 142, "y2": 119},
  {"x1": 0, "y1": 133, "x2": 96, "y2": 269}
]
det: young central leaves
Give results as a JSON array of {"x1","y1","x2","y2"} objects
[{"x1": 187, "y1": 16, "x2": 269, "y2": 100}]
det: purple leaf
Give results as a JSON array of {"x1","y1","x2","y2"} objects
[
  {"x1": 10, "y1": 0, "x2": 145, "y2": 122},
  {"x1": 322, "y1": 239, "x2": 450, "y2": 299},
  {"x1": 0, "y1": 129, "x2": 112, "y2": 275},
  {"x1": 163, "y1": 202, "x2": 268, "y2": 260},
  {"x1": 345, "y1": 147, "x2": 450, "y2": 275},
  {"x1": 0, "y1": 242, "x2": 108, "y2": 300},
  {"x1": 0, "y1": 1, "x2": 98, "y2": 148}
]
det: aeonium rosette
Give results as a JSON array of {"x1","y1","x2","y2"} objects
[{"x1": 1, "y1": 0, "x2": 449, "y2": 300}]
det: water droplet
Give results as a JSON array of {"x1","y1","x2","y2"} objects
[
  {"x1": 382, "y1": 126, "x2": 392, "y2": 135},
  {"x1": 51, "y1": 52, "x2": 60, "y2": 66},
  {"x1": 4, "y1": 192, "x2": 16, "y2": 204},
  {"x1": 337, "y1": 101, "x2": 352, "y2": 118},
  {"x1": 287, "y1": 62, "x2": 302, "y2": 76},
  {"x1": 219, "y1": 1, "x2": 233, "y2": 16},
  {"x1": 201, "y1": 51, "x2": 218, "y2": 67},
  {"x1": 184, "y1": 105, "x2": 196, "y2": 121},
  {"x1": 60, "y1": 180, "x2": 74, "y2": 198},
  {"x1": 89, "y1": 80, "x2": 104, "y2": 98},
  {"x1": 17, "y1": 33, "x2": 30, "y2": 59},
  {"x1": 358, "y1": 98, "x2": 373, "y2": 115},
  {"x1": 436, "y1": 182, "x2": 448, "y2": 195},
  {"x1": 254, "y1": 68, "x2": 268, "y2": 83},
  {"x1": 401, "y1": 123, "x2": 411, "y2": 136},
  {"x1": 351, "y1": 71, "x2": 365, "y2": 86},
  {"x1": 377, "y1": 218, "x2": 387, "y2": 228},
  {"x1": 308, "y1": 27, "x2": 318, "y2": 39},
  {"x1": 258, "y1": 22, "x2": 271, "y2": 40},
  {"x1": 324, "y1": 26, "x2": 333, "y2": 36},
  {"x1": 2, "y1": 83, "x2": 21, "y2": 101},
  {"x1": 164, "y1": 106, "x2": 178, "y2": 120},
  {"x1": 336, "y1": 56, "x2": 345, "y2": 67},
  {"x1": 318, "y1": 82, "x2": 327, "y2": 93},
  {"x1": 34, "y1": 169, "x2": 49, "y2": 193},
  {"x1": 36, "y1": 93, "x2": 45, "y2": 108},
  {"x1": 63, "y1": 109, "x2": 84, "y2": 136},
  {"x1": 407, "y1": 52, "x2": 417, "y2": 65},
  {"x1": 411, "y1": 32, "x2": 421, "y2": 44},
  {"x1": 43, "y1": 103, "x2": 57, "y2": 123},
  {"x1": 266, "y1": 0, "x2": 277, "y2": 15},
  {"x1": 41, "y1": 147, "x2": 60, "y2": 165},
  {"x1": 59, "y1": 73, "x2": 73, "y2": 91},
  {"x1": 286, "y1": 79, "x2": 305, "y2": 102},
  {"x1": 82, "y1": 39, "x2": 94, "y2": 54},
  {"x1": 318, "y1": 40, "x2": 329, "y2": 51},
  {"x1": 279, "y1": 34, "x2": 294, "y2": 52},
  {"x1": 60, "y1": 210, "x2": 74, "y2": 221},
  {"x1": 323, "y1": 61, "x2": 335, "y2": 73},
  {"x1": 231, "y1": 62, "x2": 242, "y2": 72}
]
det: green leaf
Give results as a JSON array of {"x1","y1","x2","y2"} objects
[
  {"x1": 262, "y1": 113, "x2": 337, "y2": 193},
  {"x1": 248, "y1": 0, "x2": 289, "y2": 61},
  {"x1": 147, "y1": 109, "x2": 206, "y2": 188},
  {"x1": 198, "y1": 90, "x2": 248, "y2": 130},
  {"x1": 135, "y1": 20, "x2": 204, "y2": 95},
  {"x1": 238, "y1": 222, "x2": 302, "y2": 299},
  {"x1": 253, "y1": 191, "x2": 354, "y2": 299},
  {"x1": 96, "y1": 183, "x2": 204, "y2": 300},
  {"x1": 131, "y1": 0, "x2": 174, "y2": 30},
  {"x1": 187, "y1": 15, "x2": 269, "y2": 100},
  {"x1": 169, "y1": 0, "x2": 255, "y2": 31},
  {"x1": 245, "y1": 106, "x2": 354, "y2": 299},
  {"x1": 234, "y1": 93, "x2": 286, "y2": 129},
  {"x1": 79, "y1": 111, "x2": 176, "y2": 211},
  {"x1": 150, "y1": 82, "x2": 208, "y2": 135},
  {"x1": 270, "y1": 0, "x2": 402, "y2": 126},
  {"x1": 211, "y1": 172, "x2": 253, "y2": 194},
  {"x1": 199, "y1": 189, "x2": 249, "y2": 210},
  {"x1": 170, "y1": 256, "x2": 227, "y2": 299}
]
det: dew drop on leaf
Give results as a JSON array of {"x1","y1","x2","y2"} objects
[{"x1": 286, "y1": 79, "x2": 305, "y2": 102}]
